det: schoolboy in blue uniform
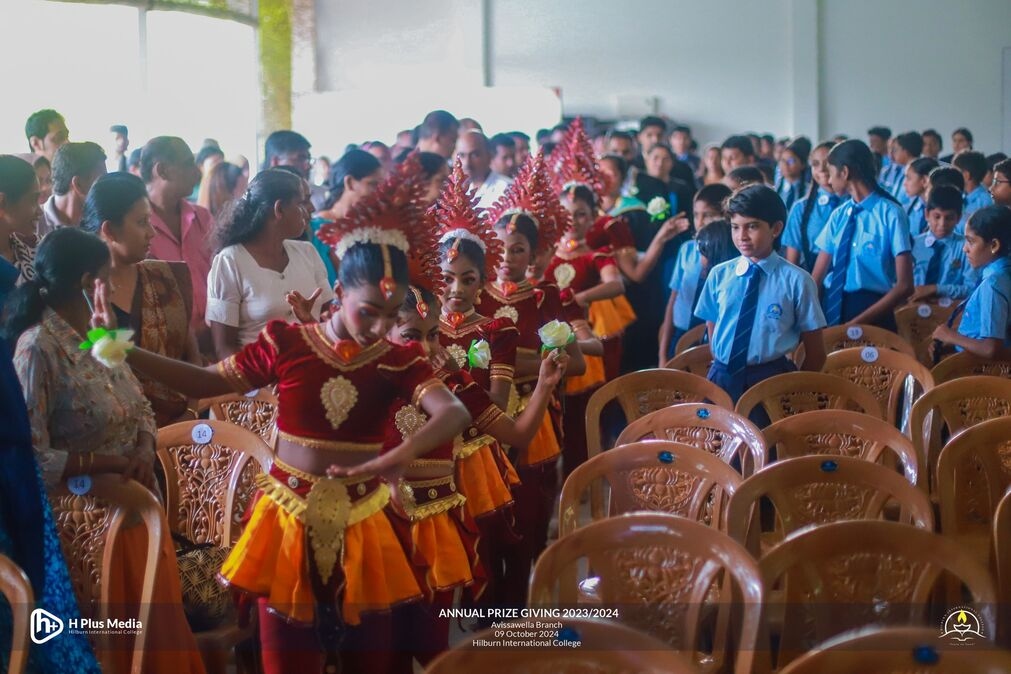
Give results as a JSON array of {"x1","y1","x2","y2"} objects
[
  {"x1": 886, "y1": 131, "x2": 923, "y2": 206},
  {"x1": 954, "y1": 150, "x2": 994, "y2": 219},
  {"x1": 695, "y1": 184, "x2": 826, "y2": 403},
  {"x1": 909, "y1": 185, "x2": 976, "y2": 303},
  {"x1": 933, "y1": 205, "x2": 1011, "y2": 360},
  {"x1": 812, "y1": 140, "x2": 913, "y2": 331}
]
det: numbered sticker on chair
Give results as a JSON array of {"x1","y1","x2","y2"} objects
[
  {"x1": 67, "y1": 475, "x2": 92, "y2": 495},
  {"x1": 846, "y1": 325, "x2": 863, "y2": 340},
  {"x1": 191, "y1": 423, "x2": 214, "y2": 445},
  {"x1": 938, "y1": 297, "x2": 953, "y2": 308},
  {"x1": 916, "y1": 304, "x2": 933, "y2": 318},
  {"x1": 244, "y1": 389, "x2": 260, "y2": 398},
  {"x1": 861, "y1": 346, "x2": 879, "y2": 363}
]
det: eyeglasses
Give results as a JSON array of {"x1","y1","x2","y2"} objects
[{"x1": 993, "y1": 178, "x2": 1011, "y2": 186}]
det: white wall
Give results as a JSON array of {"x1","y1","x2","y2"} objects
[
  {"x1": 310, "y1": 0, "x2": 1011, "y2": 151},
  {"x1": 819, "y1": 0, "x2": 1011, "y2": 152},
  {"x1": 490, "y1": 0, "x2": 793, "y2": 146}
]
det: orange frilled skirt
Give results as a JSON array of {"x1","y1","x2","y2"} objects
[
  {"x1": 589, "y1": 295, "x2": 636, "y2": 339},
  {"x1": 454, "y1": 437, "x2": 518, "y2": 520},
  {"x1": 511, "y1": 389, "x2": 562, "y2": 467},
  {"x1": 565, "y1": 352, "x2": 606, "y2": 395},
  {"x1": 102, "y1": 517, "x2": 207, "y2": 674},
  {"x1": 219, "y1": 474, "x2": 421, "y2": 626},
  {"x1": 386, "y1": 500, "x2": 484, "y2": 601}
]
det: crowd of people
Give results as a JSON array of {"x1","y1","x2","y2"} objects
[{"x1": 1, "y1": 105, "x2": 1010, "y2": 673}]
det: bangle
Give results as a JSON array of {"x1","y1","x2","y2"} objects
[
  {"x1": 88, "y1": 452, "x2": 94, "y2": 472},
  {"x1": 186, "y1": 407, "x2": 199, "y2": 419}
]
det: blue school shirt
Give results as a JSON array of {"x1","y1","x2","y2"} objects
[
  {"x1": 775, "y1": 177, "x2": 806, "y2": 212},
  {"x1": 911, "y1": 231, "x2": 976, "y2": 298},
  {"x1": 695, "y1": 251, "x2": 826, "y2": 366},
  {"x1": 879, "y1": 161, "x2": 902, "y2": 191},
  {"x1": 667, "y1": 239, "x2": 703, "y2": 330},
  {"x1": 956, "y1": 256, "x2": 1011, "y2": 347},
  {"x1": 783, "y1": 187, "x2": 840, "y2": 272},
  {"x1": 905, "y1": 196, "x2": 926, "y2": 237},
  {"x1": 892, "y1": 178, "x2": 912, "y2": 207},
  {"x1": 814, "y1": 192, "x2": 912, "y2": 294},
  {"x1": 964, "y1": 185, "x2": 994, "y2": 218}
]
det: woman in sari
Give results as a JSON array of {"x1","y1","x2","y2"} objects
[
  {"x1": 82, "y1": 172, "x2": 203, "y2": 426},
  {"x1": 4, "y1": 227, "x2": 206, "y2": 674},
  {"x1": 0, "y1": 156, "x2": 41, "y2": 290}
]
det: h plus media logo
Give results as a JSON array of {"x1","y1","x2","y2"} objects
[{"x1": 30, "y1": 608, "x2": 64, "y2": 644}]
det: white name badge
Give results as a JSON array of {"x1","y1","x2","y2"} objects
[
  {"x1": 861, "y1": 346, "x2": 879, "y2": 363},
  {"x1": 68, "y1": 475, "x2": 92, "y2": 496},
  {"x1": 846, "y1": 326, "x2": 864, "y2": 340},
  {"x1": 191, "y1": 423, "x2": 214, "y2": 445},
  {"x1": 917, "y1": 304, "x2": 933, "y2": 318}
]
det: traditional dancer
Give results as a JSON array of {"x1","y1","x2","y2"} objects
[
  {"x1": 479, "y1": 151, "x2": 595, "y2": 604},
  {"x1": 125, "y1": 157, "x2": 471, "y2": 674}
]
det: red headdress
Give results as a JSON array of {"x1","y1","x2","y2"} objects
[
  {"x1": 553, "y1": 117, "x2": 605, "y2": 199},
  {"x1": 434, "y1": 157, "x2": 503, "y2": 280},
  {"x1": 316, "y1": 153, "x2": 443, "y2": 301},
  {"x1": 485, "y1": 151, "x2": 570, "y2": 254}
]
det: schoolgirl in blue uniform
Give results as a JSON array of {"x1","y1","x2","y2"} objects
[
  {"x1": 909, "y1": 185, "x2": 976, "y2": 303},
  {"x1": 812, "y1": 140, "x2": 913, "y2": 331},
  {"x1": 695, "y1": 184, "x2": 827, "y2": 403},
  {"x1": 932, "y1": 205, "x2": 1011, "y2": 360},
  {"x1": 657, "y1": 183, "x2": 732, "y2": 363},
  {"x1": 658, "y1": 219, "x2": 734, "y2": 365},
  {"x1": 783, "y1": 141, "x2": 840, "y2": 272},
  {"x1": 774, "y1": 138, "x2": 810, "y2": 212}
]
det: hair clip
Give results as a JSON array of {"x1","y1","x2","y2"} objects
[{"x1": 379, "y1": 244, "x2": 396, "y2": 300}]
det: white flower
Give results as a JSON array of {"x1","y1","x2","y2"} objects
[
  {"x1": 468, "y1": 339, "x2": 491, "y2": 369},
  {"x1": 538, "y1": 320, "x2": 574, "y2": 349},
  {"x1": 334, "y1": 227, "x2": 410, "y2": 259},
  {"x1": 91, "y1": 329, "x2": 134, "y2": 368},
  {"x1": 554, "y1": 263, "x2": 576, "y2": 290},
  {"x1": 646, "y1": 196, "x2": 669, "y2": 217}
]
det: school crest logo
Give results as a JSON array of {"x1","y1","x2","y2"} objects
[
  {"x1": 765, "y1": 303, "x2": 783, "y2": 320},
  {"x1": 939, "y1": 606, "x2": 985, "y2": 644}
]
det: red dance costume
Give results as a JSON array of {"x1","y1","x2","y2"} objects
[
  {"x1": 381, "y1": 368, "x2": 493, "y2": 668},
  {"x1": 216, "y1": 322, "x2": 448, "y2": 673},
  {"x1": 586, "y1": 214, "x2": 638, "y2": 380},
  {"x1": 544, "y1": 249, "x2": 616, "y2": 478},
  {"x1": 476, "y1": 279, "x2": 583, "y2": 604},
  {"x1": 437, "y1": 311, "x2": 522, "y2": 613}
]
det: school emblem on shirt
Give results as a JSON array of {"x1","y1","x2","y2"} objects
[
  {"x1": 765, "y1": 303, "x2": 783, "y2": 320},
  {"x1": 925, "y1": 235, "x2": 936, "y2": 247},
  {"x1": 818, "y1": 194, "x2": 830, "y2": 206}
]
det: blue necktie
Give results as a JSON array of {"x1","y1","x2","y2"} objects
[
  {"x1": 824, "y1": 205, "x2": 861, "y2": 325},
  {"x1": 925, "y1": 240, "x2": 943, "y2": 285},
  {"x1": 946, "y1": 279, "x2": 980, "y2": 329},
  {"x1": 688, "y1": 265, "x2": 708, "y2": 328},
  {"x1": 728, "y1": 263, "x2": 762, "y2": 373}
]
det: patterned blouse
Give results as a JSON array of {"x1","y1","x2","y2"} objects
[
  {"x1": 9, "y1": 231, "x2": 37, "y2": 283},
  {"x1": 14, "y1": 308, "x2": 157, "y2": 487}
]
